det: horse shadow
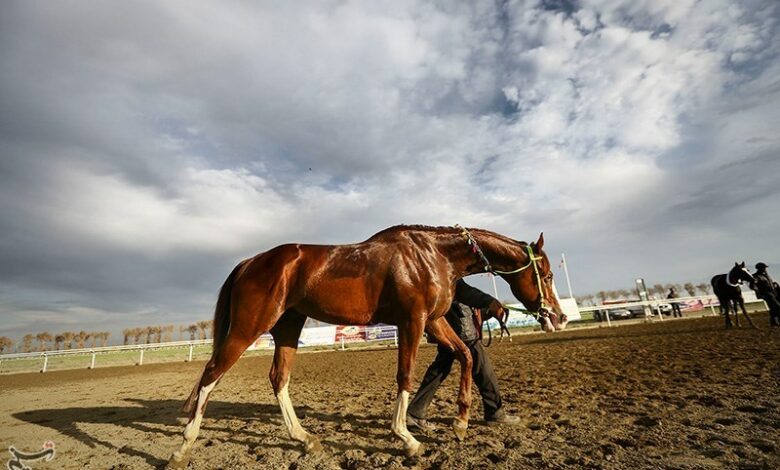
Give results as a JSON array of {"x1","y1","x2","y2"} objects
[{"x1": 12, "y1": 399, "x2": 445, "y2": 467}]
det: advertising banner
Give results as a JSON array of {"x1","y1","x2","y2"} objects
[
  {"x1": 248, "y1": 333, "x2": 274, "y2": 351},
  {"x1": 299, "y1": 326, "x2": 337, "y2": 347},
  {"x1": 335, "y1": 325, "x2": 366, "y2": 343},
  {"x1": 365, "y1": 325, "x2": 397, "y2": 341}
]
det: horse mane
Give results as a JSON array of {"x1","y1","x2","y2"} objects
[
  {"x1": 367, "y1": 224, "x2": 528, "y2": 246},
  {"x1": 367, "y1": 224, "x2": 452, "y2": 240}
]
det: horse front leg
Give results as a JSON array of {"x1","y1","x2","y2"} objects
[
  {"x1": 269, "y1": 311, "x2": 322, "y2": 453},
  {"x1": 392, "y1": 316, "x2": 426, "y2": 457},
  {"x1": 425, "y1": 317, "x2": 473, "y2": 442},
  {"x1": 738, "y1": 299, "x2": 757, "y2": 329}
]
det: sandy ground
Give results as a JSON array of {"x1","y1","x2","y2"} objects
[{"x1": 1, "y1": 313, "x2": 779, "y2": 469}]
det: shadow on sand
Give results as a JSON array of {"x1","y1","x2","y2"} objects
[{"x1": 13, "y1": 398, "x2": 441, "y2": 467}]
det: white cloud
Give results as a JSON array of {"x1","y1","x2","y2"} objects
[{"x1": 1, "y1": 0, "x2": 779, "y2": 343}]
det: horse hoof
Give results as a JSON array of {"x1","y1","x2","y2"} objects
[
  {"x1": 167, "y1": 451, "x2": 190, "y2": 469},
  {"x1": 305, "y1": 438, "x2": 323, "y2": 454},
  {"x1": 405, "y1": 441, "x2": 424, "y2": 457},
  {"x1": 452, "y1": 418, "x2": 468, "y2": 442}
]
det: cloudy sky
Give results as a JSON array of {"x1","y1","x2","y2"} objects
[{"x1": 1, "y1": 0, "x2": 779, "y2": 345}]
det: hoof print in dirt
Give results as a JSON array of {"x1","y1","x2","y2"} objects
[{"x1": 634, "y1": 416, "x2": 661, "y2": 427}]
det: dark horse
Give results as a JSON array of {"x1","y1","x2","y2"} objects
[
  {"x1": 711, "y1": 262, "x2": 756, "y2": 328},
  {"x1": 169, "y1": 225, "x2": 566, "y2": 467}
]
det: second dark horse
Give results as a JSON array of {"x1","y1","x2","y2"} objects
[{"x1": 711, "y1": 262, "x2": 756, "y2": 329}]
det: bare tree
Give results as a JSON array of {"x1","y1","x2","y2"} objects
[
  {"x1": 133, "y1": 328, "x2": 144, "y2": 345},
  {"x1": 21, "y1": 334, "x2": 34, "y2": 353},
  {"x1": 696, "y1": 283, "x2": 711, "y2": 295},
  {"x1": 99, "y1": 332, "x2": 110, "y2": 347},
  {"x1": 75, "y1": 331, "x2": 88, "y2": 348},
  {"x1": 54, "y1": 334, "x2": 65, "y2": 350},
  {"x1": 122, "y1": 329, "x2": 132, "y2": 345},
  {"x1": 163, "y1": 325, "x2": 174, "y2": 343},
  {"x1": 62, "y1": 332, "x2": 75, "y2": 349},
  {"x1": 35, "y1": 332, "x2": 53, "y2": 352},
  {"x1": 187, "y1": 324, "x2": 198, "y2": 341},
  {"x1": 652, "y1": 284, "x2": 665, "y2": 298},
  {"x1": 154, "y1": 326, "x2": 163, "y2": 344},
  {"x1": 683, "y1": 282, "x2": 696, "y2": 296},
  {"x1": 196, "y1": 321, "x2": 210, "y2": 340},
  {"x1": 178, "y1": 325, "x2": 186, "y2": 341},
  {"x1": 0, "y1": 336, "x2": 13, "y2": 353},
  {"x1": 144, "y1": 326, "x2": 154, "y2": 344}
]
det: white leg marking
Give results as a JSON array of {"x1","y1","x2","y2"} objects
[
  {"x1": 172, "y1": 380, "x2": 216, "y2": 462},
  {"x1": 391, "y1": 391, "x2": 421, "y2": 455},
  {"x1": 277, "y1": 381, "x2": 310, "y2": 443}
]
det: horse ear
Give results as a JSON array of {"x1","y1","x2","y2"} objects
[
  {"x1": 734, "y1": 262, "x2": 739, "y2": 267},
  {"x1": 536, "y1": 232, "x2": 544, "y2": 251},
  {"x1": 740, "y1": 261, "x2": 745, "y2": 268}
]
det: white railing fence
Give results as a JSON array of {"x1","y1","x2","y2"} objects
[{"x1": 1, "y1": 295, "x2": 768, "y2": 374}]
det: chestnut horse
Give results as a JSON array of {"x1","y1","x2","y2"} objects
[
  {"x1": 169, "y1": 225, "x2": 566, "y2": 467},
  {"x1": 711, "y1": 262, "x2": 756, "y2": 328}
]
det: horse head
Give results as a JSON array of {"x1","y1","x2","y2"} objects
[
  {"x1": 730, "y1": 261, "x2": 754, "y2": 285},
  {"x1": 500, "y1": 233, "x2": 568, "y2": 332}
]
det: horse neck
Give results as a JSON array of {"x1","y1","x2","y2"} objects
[{"x1": 436, "y1": 228, "x2": 528, "y2": 276}]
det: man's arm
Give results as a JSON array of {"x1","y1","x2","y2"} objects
[{"x1": 454, "y1": 280, "x2": 505, "y2": 319}]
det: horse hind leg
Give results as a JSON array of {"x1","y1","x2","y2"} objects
[
  {"x1": 720, "y1": 301, "x2": 733, "y2": 328},
  {"x1": 269, "y1": 310, "x2": 322, "y2": 453},
  {"x1": 170, "y1": 332, "x2": 256, "y2": 468}
]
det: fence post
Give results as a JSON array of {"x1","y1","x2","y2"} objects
[
  {"x1": 90, "y1": 351, "x2": 96, "y2": 369},
  {"x1": 393, "y1": 329, "x2": 398, "y2": 347},
  {"x1": 655, "y1": 305, "x2": 664, "y2": 321},
  {"x1": 187, "y1": 344, "x2": 194, "y2": 362},
  {"x1": 340, "y1": 337, "x2": 345, "y2": 351},
  {"x1": 41, "y1": 353, "x2": 48, "y2": 373},
  {"x1": 605, "y1": 310, "x2": 612, "y2": 327},
  {"x1": 138, "y1": 348, "x2": 144, "y2": 366}
]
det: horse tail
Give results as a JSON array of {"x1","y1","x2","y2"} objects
[
  {"x1": 212, "y1": 261, "x2": 244, "y2": 353},
  {"x1": 182, "y1": 261, "x2": 245, "y2": 414}
]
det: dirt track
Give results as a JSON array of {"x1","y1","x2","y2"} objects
[{"x1": 1, "y1": 314, "x2": 779, "y2": 469}]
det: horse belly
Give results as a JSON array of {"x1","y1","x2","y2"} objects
[{"x1": 296, "y1": 278, "x2": 379, "y2": 325}]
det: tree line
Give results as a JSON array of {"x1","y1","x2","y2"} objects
[
  {"x1": 575, "y1": 282, "x2": 713, "y2": 306},
  {"x1": 121, "y1": 320, "x2": 213, "y2": 345},
  {"x1": 0, "y1": 320, "x2": 214, "y2": 354}
]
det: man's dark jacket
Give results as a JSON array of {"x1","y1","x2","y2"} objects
[
  {"x1": 444, "y1": 279, "x2": 498, "y2": 342},
  {"x1": 753, "y1": 271, "x2": 778, "y2": 298}
]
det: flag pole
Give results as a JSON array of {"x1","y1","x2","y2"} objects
[
  {"x1": 561, "y1": 252, "x2": 574, "y2": 299},
  {"x1": 490, "y1": 273, "x2": 500, "y2": 300}
]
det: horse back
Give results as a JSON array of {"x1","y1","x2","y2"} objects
[{"x1": 283, "y1": 235, "x2": 454, "y2": 325}]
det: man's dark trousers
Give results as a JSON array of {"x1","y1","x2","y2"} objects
[
  {"x1": 762, "y1": 293, "x2": 780, "y2": 326},
  {"x1": 407, "y1": 340, "x2": 502, "y2": 421}
]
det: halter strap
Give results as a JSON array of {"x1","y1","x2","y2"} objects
[
  {"x1": 453, "y1": 224, "x2": 535, "y2": 275},
  {"x1": 454, "y1": 225, "x2": 549, "y2": 320},
  {"x1": 724, "y1": 271, "x2": 741, "y2": 287}
]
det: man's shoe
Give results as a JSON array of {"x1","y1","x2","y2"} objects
[
  {"x1": 486, "y1": 414, "x2": 522, "y2": 426},
  {"x1": 406, "y1": 414, "x2": 434, "y2": 431}
]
